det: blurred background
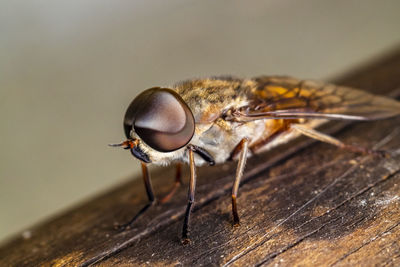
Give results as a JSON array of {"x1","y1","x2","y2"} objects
[{"x1": 1, "y1": 0, "x2": 400, "y2": 244}]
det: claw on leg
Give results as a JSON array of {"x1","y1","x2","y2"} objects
[{"x1": 232, "y1": 195, "x2": 240, "y2": 227}]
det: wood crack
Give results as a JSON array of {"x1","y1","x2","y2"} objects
[
  {"x1": 382, "y1": 252, "x2": 400, "y2": 267},
  {"x1": 331, "y1": 220, "x2": 400, "y2": 266},
  {"x1": 190, "y1": 159, "x2": 348, "y2": 264},
  {"x1": 255, "y1": 217, "x2": 342, "y2": 266},
  {"x1": 223, "y1": 163, "x2": 362, "y2": 266},
  {"x1": 226, "y1": 167, "x2": 400, "y2": 267},
  {"x1": 223, "y1": 127, "x2": 400, "y2": 266}
]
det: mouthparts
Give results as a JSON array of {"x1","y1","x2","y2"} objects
[{"x1": 109, "y1": 139, "x2": 151, "y2": 163}]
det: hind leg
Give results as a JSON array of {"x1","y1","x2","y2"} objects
[{"x1": 291, "y1": 124, "x2": 388, "y2": 157}]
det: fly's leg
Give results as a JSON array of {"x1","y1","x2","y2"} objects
[
  {"x1": 115, "y1": 162, "x2": 156, "y2": 231},
  {"x1": 182, "y1": 146, "x2": 197, "y2": 244},
  {"x1": 159, "y1": 163, "x2": 182, "y2": 204},
  {"x1": 247, "y1": 119, "x2": 292, "y2": 155},
  {"x1": 228, "y1": 141, "x2": 244, "y2": 161},
  {"x1": 231, "y1": 138, "x2": 249, "y2": 226},
  {"x1": 291, "y1": 124, "x2": 388, "y2": 157}
]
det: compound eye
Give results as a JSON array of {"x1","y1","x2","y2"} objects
[{"x1": 124, "y1": 88, "x2": 195, "y2": 152}]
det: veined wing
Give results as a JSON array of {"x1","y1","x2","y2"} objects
[{"x1": 228, "y1": 76, "x2": 400, "y2": 122}]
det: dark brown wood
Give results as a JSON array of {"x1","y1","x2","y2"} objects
[
  {"x1": 1, "y1": 48, "x2": 400, "y2": 266},
  {"x1": 115, "y1": 163, "x2": 156, "y2": 231}
]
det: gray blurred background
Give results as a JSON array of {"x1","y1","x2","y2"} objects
[{"x1": 1, "y1": 0, "x2": 400, "y2": 243}]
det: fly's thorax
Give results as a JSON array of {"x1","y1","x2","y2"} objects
[
  {"x1": 173, "y1": 77, "x2": 253, "y2": 124},
  {"x1": 188, "y1": 119, "x2": 265, "y2": 165}
]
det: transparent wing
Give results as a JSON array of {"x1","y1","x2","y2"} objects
[{"x1": 229, "y1": 76, "x2": 400, "y2": 122}]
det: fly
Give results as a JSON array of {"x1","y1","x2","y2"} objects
[{"x1": 110, "y1": 76, "x2": 400, "y2": 244}]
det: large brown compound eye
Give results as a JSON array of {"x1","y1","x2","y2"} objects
[{"x1": 123, "y1": 87, "x2": 195, "y2": 152}]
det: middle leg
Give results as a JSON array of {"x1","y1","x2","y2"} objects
[
  {"x1": 231, "y1": 138, "x2": 249, "y2": 226},
  {"x1": 159, "y1": 163, "x2": 183, "y2": 204}
]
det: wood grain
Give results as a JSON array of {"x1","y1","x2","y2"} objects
[{"x1": 1, "y1": 48, "x2": 400, "y2": 267}]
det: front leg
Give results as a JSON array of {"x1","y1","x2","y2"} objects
[
  {"x1": 182, "y1": 145, "x2": 197, "y2": 244},
  {"x1": 231, "y1": 138, "x2": 249, "y2": 226}
]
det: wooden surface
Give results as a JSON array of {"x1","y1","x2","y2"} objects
[{"x1": 2, "y1": 49, "x2": 400, "y2": 267}]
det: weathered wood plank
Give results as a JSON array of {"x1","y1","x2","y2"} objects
[{"x1": 1, "y1": 48, "x2": 400, "y2": 267}]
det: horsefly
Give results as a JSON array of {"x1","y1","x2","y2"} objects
[{"x1": 110, "y1": 76, "x2": 400, "y2": 243}]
